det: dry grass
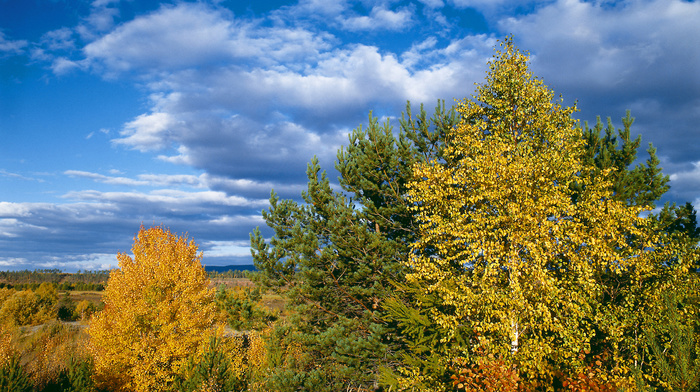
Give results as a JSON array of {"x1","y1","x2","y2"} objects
[
  {"x1": 261, "y1": 293, "x2": 286, "y2": 313},
  {"x1": 209, "y1": 277, "x2": 256, "y2": 289},
  {"x1": 65, "y1": 290, "x2": 103, "y2": 305}
]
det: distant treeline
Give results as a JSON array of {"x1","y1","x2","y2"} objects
[
  {"x1": 0, "y1": 269, "x2": 109, "y2": 287},
  {"x1": 205, "y1": 265, "x2": 256, "y2": 279},
  {"x1": 0, "y1": 281, "x2": 105, "y2": 291},
  {"x1": 0, "y1": 267, "x2": 254, "y2": 288}
]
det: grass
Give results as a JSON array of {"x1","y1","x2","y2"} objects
[{"x1": 64, "y1": 290, "x2": 103, "y2": 305}]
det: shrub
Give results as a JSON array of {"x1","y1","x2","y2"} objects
[
  {"x1": 0, "y1": 290, "x2": 54, "y2": 326},
  {"x1": 56, "y1": 293, "x2": 77, "y2": 322},
  {"x1": 175, "y1": 335, "x2": 245, "y2": 392},
  {"x1": 451, "y1": 354, "x2": 519, "y2": 392},
  {"x1": 0, "y1": 355, "x2": 32, "y2": 392}
]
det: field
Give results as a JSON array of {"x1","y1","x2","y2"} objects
[{"x1": 52, "y1": 276, "x2": 288, "y2": 314}]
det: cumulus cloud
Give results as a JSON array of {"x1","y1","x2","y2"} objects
[
  {"x1": 83, "y1": 3, "x2": 333, "y2": 75},
  {"x1": 84, "y1": 3, "x2": 493, "y2": 185}
]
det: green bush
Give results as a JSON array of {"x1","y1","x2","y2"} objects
[
  {"x1": 174, "y1": 336, "x2": 244, "y2": 392},
  {"x1": 56, "y1": 293, "x2": 77, "y2": 322},
  {"x1": 0, "y1": 355, "x2": 32, "y2": 392},
  {"x1": 40, "y1": 357, "x2": 96, "y2": 392},
  {"x1": 215, "y1": 286, "x2": 277, "y2": 331}
]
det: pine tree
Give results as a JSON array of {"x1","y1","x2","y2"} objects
[
  {"x1": 250, "y1": 102, "x2": 457, "y2": 390},
  {"x1": 576, "y1": 111, "x2": 669, "y2": 208}
]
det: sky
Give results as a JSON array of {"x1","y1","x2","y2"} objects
[{"x1": 0, "y1": 0, "x2": 698, "y2": 271}]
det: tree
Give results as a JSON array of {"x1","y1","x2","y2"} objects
[
  {"x1": 89, "y1": 226, "x2": 218, "y2": 392},
  {"x1": 576, "y1": 111, "x2": 669, "y2": 208},
  {"x1": 398, "y1": 37, "x2": 686, "y2": 389},
  {"x1": 250, "y1": 102, "x2": 458, "y2": 390}
]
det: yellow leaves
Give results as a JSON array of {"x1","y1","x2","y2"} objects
[
  {"x1": 89, "y1": 225, "x2": 219, "y2": 392},
  {"x1": 405, "y1": 37, "x2": 660, "y2": 385}
]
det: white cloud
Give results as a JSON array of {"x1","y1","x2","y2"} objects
[
  {"x1": 0, "y1": 257, "x2": 29, "y2": 268},
  {"x1": 114, "y1": 112, "x2": 178, "y2": 151},
  {"x1": 84, "y1": 4, "x2": 119, "y2": 32},
  {"x1": 35, "y1": 253, "x2": 117, "y2": 272},
  {"x1": 489, "y1": 0, "x2": 700, "y2": 184},
  {"x1": 670, "y1": 162, "x2": 700, "y2": 184},
  {"x1": 82, "y1": 5, "x2": 494, "y2": 183},
  {"x1": 203, "y1": 174, "x2": 305, "y2": 197},
  {"x1": 83, "y1": 3, "x2": 333, "y2": 75},
  {"x1": 669, "y1": 161, "x2": 700, "y2": 202},
  {"x1": 63, "y1": 189, "x2": 269, "y2": 210},
  {"x1": 83, "y1": 3, "x2": 235, "y2": 72},
  {"x1": 0, "y1": 202, "x2": 32, "y2": 217},
  {"x1": 65, "y1": 170, "x2": 149, "y2": 186},
  {"x1": 0, "y1": 32, "x2": 27, "y2": 55},
  {"x1": 202, "y1": 240, "x2": 252, "y2": 257},
  {"x1": 207, "y1": 215, "x2": 265, "y2": 227},
  {"x1": 0, "y1": 218, "x2": 48, "y2": 238},
  {"x1": 500, "y1": 0, "x2": 700, "y2": 92},
  {"x1": 341, "y1": 5, "x2": 414, "y2": 31},
  {"x1": 65, "y1": 170, "x2": 210, "y2": 189},
  {"x1": 41, "y1": 27, "x2": 76, "y2": 51},
  {"x1": 0, "y1": 170, "x2": 44, "y2": 182},
  {"x1": 51, "y1": 57, "x2": 87, "y2": 75}
]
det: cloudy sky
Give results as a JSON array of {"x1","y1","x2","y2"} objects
[{"x1": 0, "y1": 0, "x2": 698, "y2": 271}]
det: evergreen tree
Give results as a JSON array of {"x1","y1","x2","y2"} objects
[
  {"x1": 577, "y1": 112, "x2": 699, "y2": 245},
  {"x1": 577, "y1": 111, "x2": 669, "y2": 208},
  {"x1": 250, "y1": 102, "x2": 457, "y2": 391}
]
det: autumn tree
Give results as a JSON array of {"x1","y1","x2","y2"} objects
[
  {"x1": 89, "y1": 226, "x2": 218, "y2": 392},
  {"x1": 391, "y1": 38, "x2": 697, "y2": 389}
]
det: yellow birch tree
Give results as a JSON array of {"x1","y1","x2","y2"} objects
[
  {"x1": 89, "y1": 225, "x2": 217, "y2": 392},
  {"x1": 405, "y1": 38, "x2": 659, "y2": 387}
]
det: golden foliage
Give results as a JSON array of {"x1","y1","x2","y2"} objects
[
  {"x1": 405, "y1": 38, "x2": 659, "y2": 386},
  {"x1": 88, "y1": 225, "x2": 218, "y2": 392},
  {"x1": 75, "y1": 300, "x2": 96, "y2": 321},
  {"x1": 0, "y1": 285, "x2": 57, "y2": 326}
]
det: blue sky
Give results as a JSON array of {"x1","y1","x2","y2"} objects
[{"x1": 1, "y1": 0, "x2": 699, "y2": 271}]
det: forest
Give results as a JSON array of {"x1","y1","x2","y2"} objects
[{"x1": 1, "y1": 38, "x2": 699, "y2": 392}]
